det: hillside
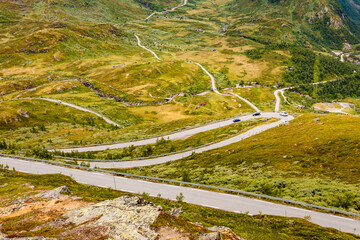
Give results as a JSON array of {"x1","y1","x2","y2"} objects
[
  {"x1": 1, "y1": 0, "x2": 360, "y2": 237},
  {"x1": 224, "y1": 0, "x2": 360, "y2": 50},
  {"x1": 124, "y1": 114, "x2": 360, "y2": 214},
  {"x1": 0, "y1": 169, "x2": 358, "y2": 240}
]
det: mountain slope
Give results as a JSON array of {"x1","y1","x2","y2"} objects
[{"x1": 224, "y1": 0, "x2": 360, "y2": 49}]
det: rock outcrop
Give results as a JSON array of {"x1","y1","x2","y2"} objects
[
  {"x1": 34, "y1": 186, "x2": 71, "y2": 199},
  {"x1": 61, "y1": 196, "x2": 162, "y2": 240},
  {"x1": 0, "y1": 186, "x2": 246, "y2": 240}
]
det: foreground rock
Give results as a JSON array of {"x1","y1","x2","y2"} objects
[
  {"x1": 61, "y1": 196, "x2": 162, "y2": 240},
  {"x1": 34, "y1": 186, "x2": 71, "y2": 199},
  {"x1": 0, "y1": 186, "x2": 246, "y2": 240}
]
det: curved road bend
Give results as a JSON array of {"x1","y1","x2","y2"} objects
[
  {"x1": 55, "y1": 112, "x2": 285, "y2": 153},
  {"x1": 134, "y1": 37, "x2": 261, "y2": 113},
  {"x1": 81, "y1": 114, "x2": 292, "y2": 168},
  {"x1": 145, "y1": 0, "x2": 188, "y2": 20},
  {"x1": 135, "y1": 34, "x2": 162, "y2": 60},
  {"x1": 193, "y1": 63, "x2": 261, "y2": 112},
  {"x1": 1, "y1": 156, "x2": 359, "y2": 235},
  {"x1": 34, "y1": 98, "x2": 121, "y2": 127},
  {"x1": 274, "y1": 89, "x2": 288, "y2": 112},
  {"x1": 274, "y1": 79, "x2": 339, "y2": 112}
]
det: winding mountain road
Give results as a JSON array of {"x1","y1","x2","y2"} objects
[
  {"x1": 274, "y1": 88, "x2": 289, "y2": 112},
  {"x1": 5, "y1": 1, "x2": 359, "y2": 236},
  {"x1": 135, "y1": 34, "x2": 161, "y2": 60},
  {"x1": 55, "y1": 112, "x2": 285, "y2": 153},
  {"x1": 87, "y1": 114, "x2": 292, "y2": 169},
  {"x1": 274, "y1": 79, "x2": 340, "y2": 112},
  {"x1": 193, "y1": 62, "x2": 261, "y2": 112},
  {"x1": 1, "y1": 156, "x2": 359, "y2": 235},
  {"x1": 135, "y1": 33, "x2": 261, "y2": 113},
  {"x1": 34, "y1": 98, "x2": 121, "y2": 127},
  {"x1": 145, "y1": 0, "x2": 188, "y2": 20}
]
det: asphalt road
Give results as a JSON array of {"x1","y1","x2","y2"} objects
[
  {"x1": 1, "y1": 156, "x2": 358, "y2": 235},
  {"x1": 85, "y1": 113, "x2": 293, "y2": 168},
  {"x1": 135, "y1": 34, "x2": 161, "y2": 60},
  {"x1": 274, "y1": 79, "x2": 339, "y2": 112},
  {"x1": 145, "y1": 0, "x2": 188, "y2": 20},
  {"x1": 194, "y1": 62, "x2": 261, "y2": 112},
  {"x1": 274, "y1": 89, "x2": 288, "y2": 112},
  {"x1": 55, "y1": 112, "x2": 287, "y2": 153},
  {"x1": 37, "y1": 98, "x2": 121, "y2": 127}
]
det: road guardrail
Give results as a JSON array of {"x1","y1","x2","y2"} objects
[
  {"x1": 1, "y1": 153, "x2": 360, "y2": 218},
  {"x1": 48, "y1": 112, "x2": 255, "y2": 150}
]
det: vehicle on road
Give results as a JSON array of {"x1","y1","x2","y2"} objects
[
  {"x1": 233, "y1": 119, "x2": 241, "y2": 123},
  {"x1": 280, "y1": 111, "x2": 288, "y2": 117},
  {"x1": 252, "y1": 112, "x2": 261, "y2": 116}
]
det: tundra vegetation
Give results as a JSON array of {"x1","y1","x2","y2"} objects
[
  {"x1": 1, "y1": 0, "x2": 360, "y2": 236},
  {"x1": 0, "y1": 169, "x2": 358, "y2": 240}
]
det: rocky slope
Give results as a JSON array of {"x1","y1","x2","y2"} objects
[{"x1": 0, "y1": 186, "x2": 244, "y2": 240}]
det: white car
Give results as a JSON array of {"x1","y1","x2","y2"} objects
[{"x1": 280, "y1": 111, "x2": 288, "y2": 117}]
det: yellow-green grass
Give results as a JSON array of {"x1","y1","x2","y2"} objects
[
  {"x1": 0, "y1": 170, "x2": 358, "y2": 240},
  {"x1": 123, "y1": 113, "x2": 360, "y2": 213},
  {"x1": 0, "y1": 91, "x2": 255, "y2": 149},
  {"x1": 233, "y1": 87, "x2": 276, "y2": 111},
  {"x1": 58, "y1": 118, "x2": 275, "y2": 160},
  {"x1": 313, "y1": 102, "x2": 356, "y2": 115},
  {"x1": 0, "y1": 99, "x2": 113, "y2": 130},
  {"x1": 84, "y1": 60, "x2": 212, "y2": 100},
  {"x1": 169, "y1": 47, "x2": 288, "y2": 86}
]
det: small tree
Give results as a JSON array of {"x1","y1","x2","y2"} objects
[
  {"x1": 182, "y1": 171, "x2": 191, "y2": 182},
  {"x1": 169, "y1": 145, "x2": 176, "y2": 152},
  {"x1": 39, "y1": 124, "x2": 46, "y2": 131},
  {"x1": 176, "y1": 192, "x2": 184, "y2": 202}
]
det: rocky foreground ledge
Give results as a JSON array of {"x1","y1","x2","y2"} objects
[{"x1": 0, "y1": 186, "x2": 244, "y2": 240}]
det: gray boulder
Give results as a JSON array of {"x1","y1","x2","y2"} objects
[
  {"x1": 34, "y1": 186, "x2": 71, "y2": 199},
  {"x1": 62, "y1": 196, "x2": 162, "y2": 240}
]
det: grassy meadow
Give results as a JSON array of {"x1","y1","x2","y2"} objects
[
  {"x1": 122, "y1": 114, "x2": 360, "y2": 213},
  {"x1": 0, "y1": 169, "x2": 358, "y2": 240}
]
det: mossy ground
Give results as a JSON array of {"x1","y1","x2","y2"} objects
[
  {"x1": 123, "y1": 114, "x2": 360, "y2": 213},
  {"x1": 0, "y1": 169, "x2": 358, "y2": 240}
]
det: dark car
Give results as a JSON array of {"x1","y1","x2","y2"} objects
[
  {"x1": 252, "y1": 112, "x2": 261, "y2": 116},
  {"x1": 233, "y1": 119, "x2": 241, "y2": 123}
]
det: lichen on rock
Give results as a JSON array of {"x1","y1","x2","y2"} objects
[{"x1": 62, "y1": 196, "x2": 162, "y2": 240}]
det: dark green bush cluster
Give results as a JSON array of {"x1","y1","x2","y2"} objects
[
  {"x1": 283, "y1": 48, "x2": 316, "y2": 85},
  {"x1": 292, "y1": 74, "x2": 360, "y2": 100},
  {"x1": 0, "y1": 141, "x2": 17, "y2": 150},
  {"x1": 244, "y1": 48, "x2": 266, "y2": 60},
  {"x1": 27, "y1": 148, "x2": 54, "y2": 160},
  {"x1": 283, "y1": 47, "x2": 359, "y2": 85},
  {"x1": 318, "y1": 55, "x2": 358, "y2": 81}
]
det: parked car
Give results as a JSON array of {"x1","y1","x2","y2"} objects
[
  {"x1": 280, "y1": 111, "x2": 288, "y2": 117},
  {"x1": 233, "y1": 119, "x2": 241, "y2": 123},
  {"x1": 252, "y1": 112, "x2": 261, "y2": 116}
]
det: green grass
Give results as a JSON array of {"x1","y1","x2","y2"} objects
[
  {"x1": 0, "y1": 169, "x2": 358, "y2": 240},
  {"x1": 0, "y1": 99, "x2": 114, "y2": 130},
  {"x1": 56, "y1": 118, "x2": 274, "y2": 160},
  {"x1": 123, "y1": 113, "x2": 360, "y2": 213},
  {"x1": 233, "y1": 87, "x2": 275, "y2": 112}
]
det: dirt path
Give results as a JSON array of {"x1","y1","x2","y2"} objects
[
  {"x1": 135, "y1": 34, "x2": 161, "y2": 60},
  {"x1": 145, "y1": 0, "x2": 188, "y2": 21}
]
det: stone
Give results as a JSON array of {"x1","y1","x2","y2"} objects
[
  {"x1": 166, "y1": 207, "x2": 183, "y2": 217},
  {"x1": 197, "y1": 232, "x2": 221, "y2": 240},
  {"x1": 34, "y1": 186, "x2": 71, "y2": 199},
  {"x1": 207, "y1": 226, "x2": 246, "y2": 240},
  {"x1": 62, "y1": 196, "x2": 162, "y2": 240},
  {"x1": 17, "y1": 109, "x2": 29, "y2": 118}
]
